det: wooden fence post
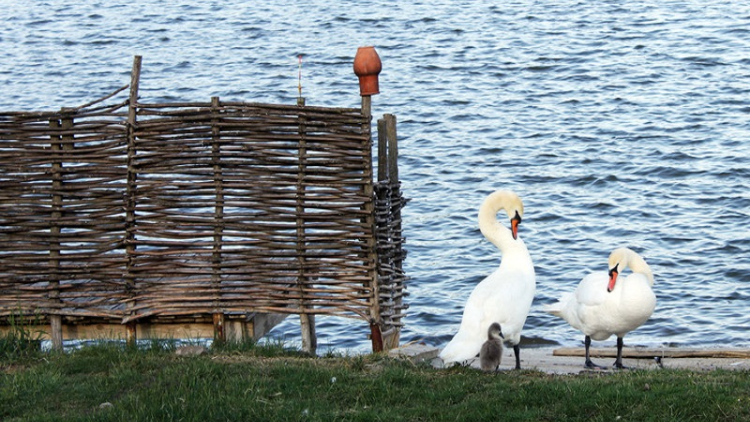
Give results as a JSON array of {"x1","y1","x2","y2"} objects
[
  {"x1": 211, "y1": 96, "x2": 226, "y2": 345},
  {"x1": 385, "y1": 115, "x2": 398, "y2": 190},
  {"x1": 124, "y1": 55, "x2": 141, "y2": 346},
  {"x1": 46, "y1": 109, "x2": 76, "y2": 351},
  {"x1": 385, "y1": 113, "x2": 401, "y2": 281},
  {"x1": 377, "y1": 118, "x2": 388, "y2": 182},
  {"x1": 361, "y1": 95, "x2": 383, "y2": 353},
  {"x1": 383, "y1": 113, "x2": 402, "y2": 350},
  {"x1": 47, "y1": 115, "x2": 62, "y2": 351},
  {"x1": 296, "y1": 96, "x2": 317, "y2": 355}
]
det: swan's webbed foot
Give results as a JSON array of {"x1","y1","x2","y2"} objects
[
  {"x1": 584, "y1": 359, "x2": 608, "y2": 370},
  {"x1": 613, "y1": 361, "x2": 631, "y2": 370}
]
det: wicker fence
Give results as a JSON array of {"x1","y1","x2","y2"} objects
[{"x1": 0, "y1": 56, "x2": 407, "y2": 352}]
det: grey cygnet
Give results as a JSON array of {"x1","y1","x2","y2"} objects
[{"x1": 479, "y1": 322, "x2": 504, "y2": 371}]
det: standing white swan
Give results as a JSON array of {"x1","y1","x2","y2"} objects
[
  {"x1": 439, "y1": 190, "x2": 536, "y2": 369},
  {"x1": 545, "y1": 247, "x2": 655, "y2": 369}
]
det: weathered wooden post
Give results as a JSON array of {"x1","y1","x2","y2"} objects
[
  {"x1": 124, "y1": 55, "x2": 142, "y2": 346},
  {"x1": 47, "y1": 108, "x2": 75, "y2": 351},
  {"x1": 296, "y1": 94, "x2": 317, "y2": 355},
  {"x1": 377, "y1": 119, "x2": 388, "y2": 181},
  {"x1": 383, "y1": 113, "x2": 403, "y2": 351},
  {"x1": 48, "y1": 116, "x2": 63, "y2": 351},
  {"x1": 210, "y1": 96, "x2": 226, "y2": 345},
  {"x1": 354, "y1": 46, "x2": 384, "y2": 352}
]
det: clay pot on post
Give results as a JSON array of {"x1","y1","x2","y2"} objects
[{"x1": 353, "y1": 46, "x2": 382, "y2": 96}]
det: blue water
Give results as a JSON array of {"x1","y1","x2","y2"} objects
[{"x1": 2, "y1": 0, "x2": 749, "y2": 353}]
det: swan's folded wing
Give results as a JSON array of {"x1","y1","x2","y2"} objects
[{"x1": 574, "y1": 272, "x2": 610, "y2": 307}]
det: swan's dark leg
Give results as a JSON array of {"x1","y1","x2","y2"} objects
[
  {"x1": 614, "y1": 337, "x2": 628, "y2": 369},
  {"x1": 513, "y1": 344, "x2": 521, "y2": 370},
  {"x1": 584, "y1": 335, "x2": 606, "y2": 369}
]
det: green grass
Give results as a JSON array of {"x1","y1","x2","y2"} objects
[
  {"x1": 0, "y1": 312, "x2": 44, "y2": 361},
  {"x1": 2, "y1": 338, "x2": 750, "y2": 421}
]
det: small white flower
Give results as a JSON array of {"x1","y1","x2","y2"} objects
[{"x1": 331, "y1": 377, "x2": 337, "y2": 383}]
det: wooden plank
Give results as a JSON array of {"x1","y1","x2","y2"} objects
[
  {"x1": 0, "y1": 323, "x2": 126, "y2": 341},
  {"x1": 553, "y1": 347, "x2": 750, "y2": 359},
  {"x1": 0, "y1": 317, "x2": 282, "y2": 343}
]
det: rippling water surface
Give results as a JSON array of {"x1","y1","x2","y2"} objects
[{"x1": 2, "y1": 0, "x2": 749, "y2": 353}]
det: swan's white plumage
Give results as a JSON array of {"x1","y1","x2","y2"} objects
[
  {"x1": 439, "y1": 190, "x2": 536, "y2": 366},
  {"x1": 545, "y1": 248, "x2": 655, "y2": 342}
]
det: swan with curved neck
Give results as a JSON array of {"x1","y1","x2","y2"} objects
[
  {"x1": 439, "y1": 190, "x2": 536, "y2": 369},
  {"x1": 545, "y1": 247, "x2": 656, "y2": 369}
]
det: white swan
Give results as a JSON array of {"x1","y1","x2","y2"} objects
[
  {"x1": 545, "y1": 247, "x2": 656, "y2": 369},
  {"x1": 439, "y1": 190, "x2": 536, "y2": 369}
]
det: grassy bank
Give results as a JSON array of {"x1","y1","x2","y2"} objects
[{"x1": 2, "y1": 335, "x2": 750, "y2": 421}]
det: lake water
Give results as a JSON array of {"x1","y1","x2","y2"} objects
[{"x1": 2, "y1": 0, "x2": 749, "y2": 354}]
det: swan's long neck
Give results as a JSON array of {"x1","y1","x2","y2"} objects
[
  {"x1": 630, "y1": 254, "x2": 654, "y2": 287},
  {"x1": 478, "y1": 190, "x2": 522, "y2": 252},
  {"x1": 617, "y1": 248, "x2": 655, "y2": 287}
]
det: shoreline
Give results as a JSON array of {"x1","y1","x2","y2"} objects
[{"x1": 389, "y1": 344, "x2": 750, "y2": 374}]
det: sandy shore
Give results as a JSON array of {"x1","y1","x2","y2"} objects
[
  {"x1": 389, "y1": 344, "x2": 750, "y2": 374},
  {"x1": 504, "y1": 347, "x2": 750, "y2": 374}
]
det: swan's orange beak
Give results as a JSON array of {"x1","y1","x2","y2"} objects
[
  {"x1": 510, "y1": 211, "x2": 521, "y2": 240},
  {"x1": 607, "y1": 267, "x2": 619, "y2": 292}
]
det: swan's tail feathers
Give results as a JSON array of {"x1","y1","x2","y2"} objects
[
  {"x1": 438, "y1": 334, "x2": 482, "y2": 365},
  {"x1": 544, "y1": 292, "x2": 574, "y2": 319},
  {"x1": 543, "y1": 301, "x2": 564, "y2": 318}
]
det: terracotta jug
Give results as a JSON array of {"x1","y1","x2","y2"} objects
[{"x1": 353, "y1": 46, "x2": 382, "y2": 96}]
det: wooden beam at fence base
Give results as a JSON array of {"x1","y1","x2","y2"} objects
[
  {"x1": 0, "y1": 322, "x2": 216, "y2": 343},
  {"x1": 0, "y1": 313, "x2": 289, "y2": 345},
  {"x1": 137, "y1": 322, "x2": 221, "y2": 341}
]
